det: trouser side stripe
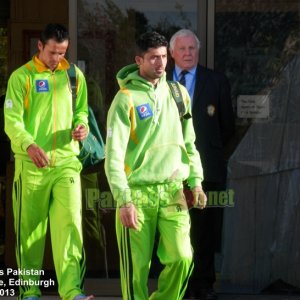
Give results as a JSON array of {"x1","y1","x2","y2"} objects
[
  {"x1": 120, "y1": 226, "x2": 134, "y2": 300},
  {"x1": 179, "y1": 261, "x2": 194, "y2": 299}
]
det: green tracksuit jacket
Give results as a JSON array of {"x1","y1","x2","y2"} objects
[
  {"x1": 105, "y1": 63, "x2": 203, "y2": 205},
  {"x1": 4, "y1": 55, "x2": 88, "y2": 166}
]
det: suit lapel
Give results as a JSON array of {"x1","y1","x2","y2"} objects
[
  {"x1": 168, "y1": 65, "x2": 209, "y2": 110},
  {"x1": 194, "y1": 65, "x2": 208, "y2": 100},
  {"x1": 192, "y1": 65, "x2": 210, "y2": 112}
]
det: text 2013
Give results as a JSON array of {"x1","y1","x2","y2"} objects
[{"x1": 0, "y1": 289, "x2": 15, "y2": 296}]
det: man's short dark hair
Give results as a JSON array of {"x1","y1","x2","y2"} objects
[
  {"x1": 136, "y1": 31, "x2": 168, "y2": 56},
  {"x1": 40, "y1": 23, "x2": 70, "y2": 45}
]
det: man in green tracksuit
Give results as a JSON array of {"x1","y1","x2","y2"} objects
[
  {"x1": 4, "y1": 24, "x2": 93, "y2": 300},
  {"x1": 105, "y1": 31, "x2": 207, "y2": 300}
]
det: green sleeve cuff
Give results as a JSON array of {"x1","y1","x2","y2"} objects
[
  {"x1": 112, "y1": 188, "x2": 132, "y2": 207},
  {"x1": 187, "y1": 177, "x2": 203, "y2": 189},
  {"x1": 21, "y1": 138, "x2": 35, "y2": 152}
]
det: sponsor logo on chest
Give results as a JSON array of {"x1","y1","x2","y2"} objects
[
  {"x1": 36, "y1": 80, "x2": 49, "y2": 92},
  {"x1": 136, "y1": 103, "x2": 153, "y2": 120}
]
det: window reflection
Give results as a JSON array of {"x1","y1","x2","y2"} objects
[
  {"x1": 215, "y1": 1, "x2": 300, "y2": 293},
  {"x1": 215, "y1": 0, "x2": 300, "y2": 119},
  {"x1": 78, "y1": 0, "x2": 197, "y2": 128}
]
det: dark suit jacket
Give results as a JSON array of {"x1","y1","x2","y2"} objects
[{"x1": 168, "y1": 64, "x2": 235, "y2": 183}]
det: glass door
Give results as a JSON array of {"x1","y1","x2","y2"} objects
[{"x1": 214, "y1": 0, "x2": 300, "y2": 293}]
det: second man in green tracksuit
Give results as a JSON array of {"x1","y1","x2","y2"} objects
[{"x1": 105, "y1": 31, "x2": 207, "y2": 300}]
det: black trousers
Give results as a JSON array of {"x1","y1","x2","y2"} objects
[{"x1": 188, "y1": 181, "x2": 226, "y2": 292}]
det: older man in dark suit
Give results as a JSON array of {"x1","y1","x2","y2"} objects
[{"x1": 167, "y1": 29, "x2": 235, "y2": 300}]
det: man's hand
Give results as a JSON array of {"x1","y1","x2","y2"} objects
[
  {"x1": 119, "y1": 202, "x2": 138, "y2": 230},
  {"x1": 192, "y1": 186, "x2": 207, "y2": 209},
  {"x1": 72, "y1": 124, "x2": 88, "y2": 141},
  {"x1": 27, "y1": 144, "x2": 50, "y2": 168}
]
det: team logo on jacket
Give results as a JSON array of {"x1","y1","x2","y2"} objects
[
  {"x1": 36, "y1": 80, "x2": 49, "y2": 92},
  {"x1": 136, "y1": 103, "x2": 153, "y2": 120},
  {"x1": 5, "y1": 99, "x2": 13, "y2": 109}
]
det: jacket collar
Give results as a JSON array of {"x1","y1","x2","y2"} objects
[{"x1": 32, "y1": 54, "x2": 70, "y2": 73}]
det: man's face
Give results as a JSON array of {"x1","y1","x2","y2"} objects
[
  {"x1": 135, "y1": 46, "x2": 167, "y2": 85},
  {"x1": 38, "y1": 38, "x2": 69, "y2": 71},
  {"x1": 170, "y1": 35, "x2": 199, "y2": 70}
]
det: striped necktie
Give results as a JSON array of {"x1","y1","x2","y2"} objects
[{"x1": 179, "y1": 70, "x2": 188, "y2": 86}]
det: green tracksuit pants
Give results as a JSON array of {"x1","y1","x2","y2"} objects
[
  {"x1": 116, "y1": 182, "x2": 193, "y2": 300},
  {"x1": 12, "y1": 159, "x2": 86, "y2": 300}
]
